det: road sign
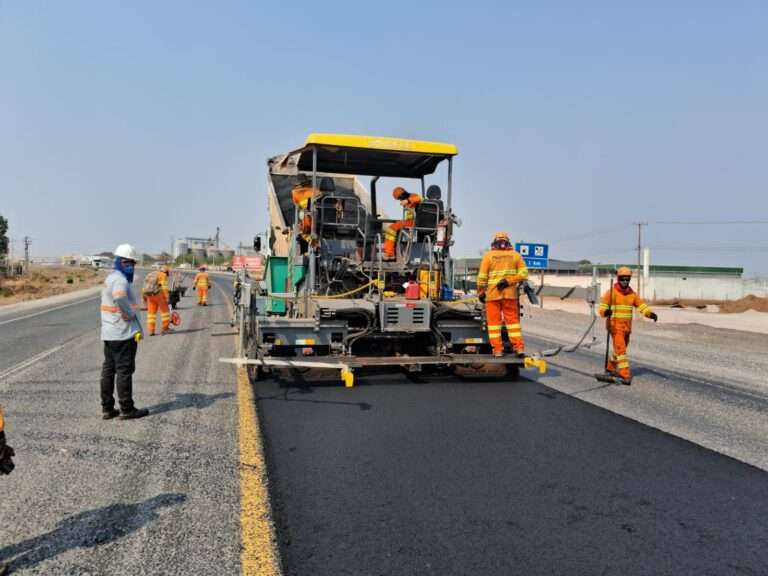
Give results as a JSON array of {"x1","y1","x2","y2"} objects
[{"x1": 515, "y1": 243, "x2": 549, "y2": 270}]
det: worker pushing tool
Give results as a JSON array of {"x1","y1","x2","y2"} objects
[
  {"x1": 477, "y1": 232, "x2": 529, "y2": 357},
  {"x1": 383, "y1": 186, "x2": 422, "y2": 260},
  {"x1": 193, "y1": 265, "x2": 209, "y2": 306},
  {"x1": 142, "y1": 266, "x2": 172, "y2": 335},
  {"x1": 596, "y1": 267, "x2": 658, "y2": 385}
]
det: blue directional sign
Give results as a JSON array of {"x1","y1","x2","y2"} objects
[{"x1": 515, "y1": 242, "x2": 549, "y2": 270}]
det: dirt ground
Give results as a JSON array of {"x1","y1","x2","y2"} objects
[
  {"x1": 718, "y1": 295, "x2": 768, "y2": 313},
  {"x1": 0, "y1": 266, "x2": 105, "y2": 305},
  {"x1": 535, "y1": 296, "x2": 768, "y2": 335},
  {"x1": 650, "y1": 295, "x2": 768, "y2": 313}
]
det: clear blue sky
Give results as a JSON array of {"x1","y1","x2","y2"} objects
[{"x1": 2, "y1": 1, "x2": 767, "y2": 274}]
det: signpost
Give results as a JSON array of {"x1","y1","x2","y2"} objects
[
  {"x1": 515, "y1": 242, "x2": 549, "y2": 270},
  {"x1": 515, "y1": 242, "x2": 549, "y2": 308}
]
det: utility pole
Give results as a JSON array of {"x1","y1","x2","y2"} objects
[
  {"x1": 23, "y1": 236, "x2": 31, "y2": 274},
  {"x1": 634, "y1": 222, "x2": 647, "y2": 297}
]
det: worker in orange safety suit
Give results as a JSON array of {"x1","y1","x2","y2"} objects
[
  {"x1": 193, "y1": 265, "x2": 210, "y2": 306},
  {"x1": 383, "y1": 187, "x2": 422, "y2": 260},
  {"x1": 144, "y1": 266, "x2": 171, "y2": 335},
  {"x1": 598, "y1": 266, "x2": 658, "y2": 384},
  {"x1": 291, "y1": 173, "x2": 321, "y2": 254},
  {"x1": 477, "y1": 232, "x2": 529, "y2": 357},
  {"x1": 0, "y1": 405, "x2": 14, "y2": 575},
  {"x1": 0, "y1": 405, "x2": 15, "y2": 476}
]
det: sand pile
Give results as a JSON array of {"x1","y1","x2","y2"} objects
[{"x1": 719, "y1": 295, "x2": 768, "y2": 314}]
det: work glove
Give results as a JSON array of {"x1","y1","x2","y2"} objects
[
  {"x1": 648, "y1": 312, "x2": 658, "y2": 322},
  {"x1": 496, "y1": 278, "x2": 510, "y2": 291},
  {"x1": 0, "y1": 432, "x2": 15, "y2": 475},
  {"x1": 603, "y1": 309, "x2": 612, "y2": 318},
  {"x1": 478, "y1": 292, "x2": 486, "y2": 304}
]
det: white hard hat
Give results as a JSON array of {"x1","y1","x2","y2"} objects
[{"x1": 114, "y1": 244, "x2": 138, "y2": 261}]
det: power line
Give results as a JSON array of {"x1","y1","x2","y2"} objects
[{"x1": 647, "y1": 220, "x2": 768, "y2": 225}]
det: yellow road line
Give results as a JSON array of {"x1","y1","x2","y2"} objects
[
  {"x1": 214, "y1": 280, "x2": 282, "y2": 575},
  {"x1": 237, "y1": 366, "x2": 282, "y2": 575}
]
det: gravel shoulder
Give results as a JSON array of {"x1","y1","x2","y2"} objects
[{"x1": 0, "y1": 286, "x2": 242, "y2": 575}]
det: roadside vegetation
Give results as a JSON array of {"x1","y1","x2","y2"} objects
[{"x1": 0, "y1": 267, "x2": 104, "y2": 305}]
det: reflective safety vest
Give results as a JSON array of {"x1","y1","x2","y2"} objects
[
  {"x1": 100, "y1": 270, "x2": 140, "y2": 341},
  {"x1": 477, "y1": 249, "x2": 529, "y2": 301},
  {"x1": 193, "y1": 272, "x2": 209, "y2": 289},
  {"x1": 158, "y1": 271, "x2": 170, "y2": 295},
  {"x1": 401, "y1": 194, "x2": 422, "y2": 222},
  {"x1": 599, "y1": 284, "x2": 654, "y2": 333}
]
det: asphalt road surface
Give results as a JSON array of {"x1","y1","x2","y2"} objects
[
  {"x1": 2, "y1": 276, "x2": 767, "y2": 575},
  {"x1": 1, "y1": 276, "x2": 241, "y2": 575}
]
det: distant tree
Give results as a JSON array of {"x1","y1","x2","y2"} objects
[
  {"x1": 0, "y1": 214, "x2": 8, "y2": 258},
  {"x1": 578, "y1": 259, "x2": 592, "y2": 265}
]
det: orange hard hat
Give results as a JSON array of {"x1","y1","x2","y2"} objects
[
  {"x1": 392, "y1": 186, "x2": 409, "y2": 201},
  {"x1": 617, "y1": 266, "x2": 633, "y2": 277},
  {"x1": 494, "y1": 232, "x2": 510, "y2": 242}
]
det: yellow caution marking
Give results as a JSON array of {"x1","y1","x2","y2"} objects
[
  {"x1": 237, "y1": 366, "x2": 282, "y2": 575},
  {"x1": 214, "y1": 281, "x2": 283, "y2": 576}
]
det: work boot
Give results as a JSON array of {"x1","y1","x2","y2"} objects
[
  {"x1": 618, "y1": 376, "x2": 632, "y2": 386},
  {"x1": 102, "y1": 408, "x2": 120, "y2": 420},
  {"x1": 492, "y1": 350, "x2": 504, "y2": 358},
  {"x1": 119, "y1": 407, "x2": 149, "y2": 420},
  {"x1": 161, "y1": 327, "x2": 175, "y2": 335}
]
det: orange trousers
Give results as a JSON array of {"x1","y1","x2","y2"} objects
[
  {"x1": 383, "y1": 220, "x2": 413, "y2": 258},
  {"x1": 146, "y1": 293, "x2": 170, "y2": 334},
  {"x1": 607, "y1": 329, "x2": 631, "y2": 379},
  {"x1": 197, "y1": 287, "x2": 208, "y2": 305},
  {"x1": 485, "y1": 299, "x2": 524, "y2": 354}
]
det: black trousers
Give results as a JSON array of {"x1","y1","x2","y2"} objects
[{"x1": 100, "y1": 339, "x2": 137, "y2": 412}]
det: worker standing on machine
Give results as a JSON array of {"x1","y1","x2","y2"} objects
[
  {"x1": 598, "y1": 267, "x2": 658, "y2": 385},
  {"x1": 383, "y1": 187, "x2": 422, "y2": 260},
  {"x1": 291, "y1": 173, "x2": 320, "y2": 254},
  {"x1": 477, "y1": 232, "x2": 528, "y2": 358},
  {"x1": 193, "y1": 265, "x2": 210, "y2": 306}
]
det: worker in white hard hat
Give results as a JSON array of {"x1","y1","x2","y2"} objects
[{"x1": 99, "y1": 244, "x2": 149, "y2": 420}]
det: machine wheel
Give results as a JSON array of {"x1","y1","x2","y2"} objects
[
  {"x1": 505, "y1": 364, "x2": 520, "y2": 380},
  {"x1": 246, "y1": 340, "x2": 264, "y2": 384}
]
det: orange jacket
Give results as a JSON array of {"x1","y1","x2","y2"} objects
[
  {"x1": 291, "y1": 186, "x2": 320, "y2": 209},
  {"x1": 599, "y1": 284, "x2": 653, "y2": 332},
  {"x1": 477, "y1": 249, "x2": 529, "y2": 301},
  {"x1": 400, "y1": 194, "x2": 422, "y2": 222},
  {"x1": 193, "y1": 272, "x2": 209, "y2": 290}
]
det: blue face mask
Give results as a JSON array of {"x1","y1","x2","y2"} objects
[{"x1": 114, "y1": 257, "x2": 135, "y2": 283}]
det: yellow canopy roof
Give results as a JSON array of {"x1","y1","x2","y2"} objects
[
  {"x1": 298, "y1": 134, "x2": 458, "y2": 178},
  {"x1": 305, "y1": 134, "x2": 458, "y2": 156}
]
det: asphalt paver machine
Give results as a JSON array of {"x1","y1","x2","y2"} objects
[{"x1": 225, "y1": 134, "x2": 548, "y2": 386}]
